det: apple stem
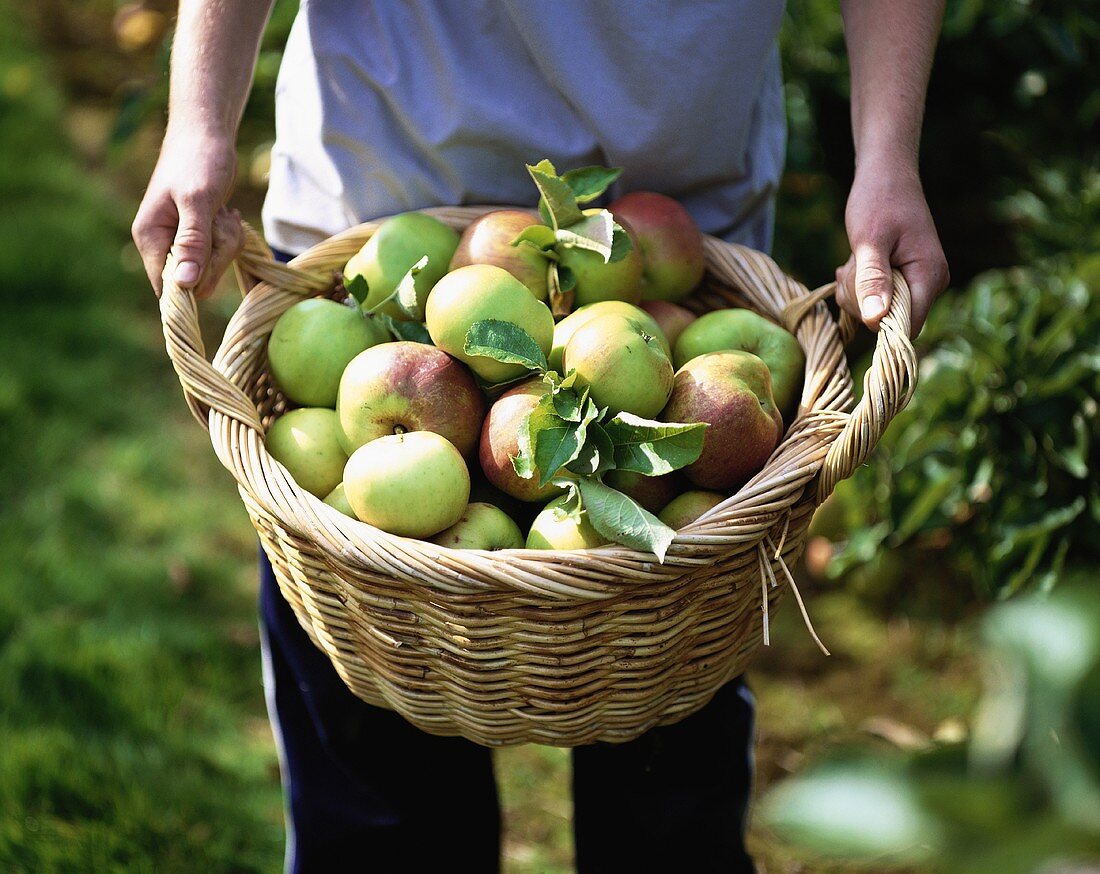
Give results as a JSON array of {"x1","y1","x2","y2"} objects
[{"x1": 393, "y1": 424, "x2": 407, "y2": 435}]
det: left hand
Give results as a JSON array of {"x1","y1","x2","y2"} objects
[{"x1": 835, "y1": 157, "x2": 949, "y2": 337}]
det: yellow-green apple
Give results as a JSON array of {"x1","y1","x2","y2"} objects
[
  {"x1": 526, "y1": 496, "x2": 607, "y2": 550},
  {"x1": 641, "y1": 300, "x2": 697, "y2": 349},
  {"x1": 563, "y1": 313, "x2": 674, "y2": 417},
  {"x1": 549, "y1": 300, "x2": 669, "y2": 373},
  {"x1": 344, "y1": 212, "x2": 459, "y2": 317},
  {"x1": 605, "y1": 470, "x2": 679, "y2": 515},
  {"x1": 343, "y1": 431, "x2": 470, "y2": 538},
  {"x1": 557, "y1": 214, "x2": 644, "y2": 307},
  {"x1": 673, "y1": 308, "x2": 804, "y2": 417},
  {"x1": 661, "y1": 351, "x2": 783, "y2": 491},
  {"x1": 336, "y1": 341, "x2": 485, "y2": 457},
  {"x1": 323, "y1": 482, "x2": 357, "y2": 518},
  {"x1": 429, "y1": 502, "x2": 524, "y2": 550},
  {"x1": 265, "y1": 407, "x2": 348, "y2": 498},
  {"x1": 425, "y1": 264, "x2": 555, "y2": 383},
  {"x1": 267, "y1": 298, "x2": 388, "y2": 407},
  {"x1": 478, "y1": 378, "x2": 562, "y2": 503},
  {"x1": 449, "y1": 209, "x2": 548, "y2": 301},
  {"x1": 608, "y1": 192, "x2": 706, "y2": 302},
  {"x1": 658, "y1": 490, "x2": 726, "y2": 529}
]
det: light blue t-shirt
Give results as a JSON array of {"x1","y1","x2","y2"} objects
[{"x1": 263, "y1": 0, "x2": 787, "y2": 254}]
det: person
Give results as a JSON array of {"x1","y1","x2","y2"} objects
[{"x1": 133, "y1": 2, "x2": 949, "y2": 871}]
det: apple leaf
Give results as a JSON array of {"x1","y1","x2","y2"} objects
[
  {"x1": 550, "y1": 385, "x2": 585, "y2": 422},
  {"x1": 512, "y1": 224, "x2": 558, "y2": 252},
  {"x1": 535, "y1": 397, "x2": 600, "y2": 487},
  {"x1": 464, "y1": 319, "x2": 548, "y2": 372},
  {"x1": 608, "y1": 224, "x2": 634, "y2": 264},
  {"x1": 562, "y1": 165, "x2": 623, "y2": 204},
  {"x1": 576, "y1": 477, "x2": 677, "y2": 561},
  {"x1": 547, "y1": 262, "x2": 575, "y2": 321},
  {"x1": 567, "y1": 421, "x2": 616, "y2": 477},
  {"x1": 603, "y1": 413, "x2": 708, "y2": 475},
  {"x1": 380, "y1": 314, "x2": 433, "y2": 345},
  {"x1": 527, "y1": 160, "x2": 583, "y2": 230},
  {"x1": 555, "y1": 211, "x2": 616, "y2": 262},
  {"x1": 345, "y1": 273, "x2": 370, "y2": 305},
  {"x1": 394, "y1": 255, "x2": 429, "y2": 320}
]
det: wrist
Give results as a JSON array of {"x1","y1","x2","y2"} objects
[{"x1": 164, "y1": 109, "x2": 237, "y2": 148}]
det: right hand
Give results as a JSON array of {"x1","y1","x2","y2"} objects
[{"x1": 132, "y1": 127, "x2": 245, "y2": 299}]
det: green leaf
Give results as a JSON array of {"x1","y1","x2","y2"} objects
[
  {"x1": 511, "y1": 224, "x2": 558, "y2": 251},
  {"x1": 535, "y1": 401, "x2": 599, "y2": 487},
  {"x1": 608, "y1": 224, "x2": 634, "y2": 263},
  {"x1": 394, "y1": 255, "x2": 429, "y2": 320},
  {"x1": 527, "y1": 160, "x2": 583, "y2": 230},
  {"x1": 603, "y1": 413, "x2": 708, "y2": 475},
  {"x1": 381, "y1": 314, "x2": 433, "y2": 345},
  {"x1": 546, "y1": 262, "x2": 575, "y2": 321},
  {"x1": 345, "y1": 273, "x2": 370, "y2": 305},
  {"x1": 555, "y1": 211, "x2": 615, "y2": 261},
  {"x1": 464, "y1": 319, "x2": 548, "y2": 372},
  {"x1": 561, "y1": 165, "x2": 623, "y2": 203},
  {"x1": 576, "y1": 477, "x2": 677, "y2": 561},
  {"x1": 567, "y1": 421, "x2": 616, "y2": 477},
  {"x1": 557, "y1": 264, "x2": 577, "y2": 294},
  {"x1": 551, "y1": 386, "x2": 586, "y2": 422}
]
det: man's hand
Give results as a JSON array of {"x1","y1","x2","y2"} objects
[{"x1": 836, "y1": 157, "x2": 948, "y2": 336}]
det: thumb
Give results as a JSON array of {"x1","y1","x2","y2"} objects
[
  {"x1": 170, "y1": 201, "x2": 213, "y2": 288},
  {"x1": 851, "y1": 242, "x2": 893, "y2": 331}
]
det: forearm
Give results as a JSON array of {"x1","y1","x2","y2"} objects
[
  {"x1": 841, "y1": 0, "x2": 944, "y2": 174},
  {"x1": 168, "y1": 0, "x2": 275, "y2": 139}
]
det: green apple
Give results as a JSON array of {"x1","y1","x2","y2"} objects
[
  {"x1": 425, "y1": 264, "x2": 555, "y2": 384},
  {"x1": 549, "y1": 300, "x2": 669, "y2": 374},
  {"x1": 345, "y1": 212, "x2": 459, "y2": 318},
  {"x1": 323, "y1": 482, "x2": 357, "y2": 518},
  {"x1": 673, "y1": 308, "x2": 805, "y2": 417},
  {"x1": 526, "y1": 496, "x2": 607, "y2": 550},
  {"x1": 343, "y1": 431, "x2": 470, "y2": 538},
  {"x1": 449, "y1": 209, "x2": 549, "y2": 301},
  {"x1": 265, "y1": 407, "x2": 348, "y2": 498},
  {"x1": 661, "y1": 351, "x2": 783, "y2": 491},
  {"x1": 267, "y1": 298, "x2": 388, "y2": 407},
  {"x1": 557, "y1": 213, "x2": 644, "y2": 307},
  {"x1": 430, "y1": 502, "x2": 524, "y2": 550},
  {"x1": 563, "y1": 313, "x2": 674, "y2": 417},
  {"x1": 658, "y1": 490, "x2": 726, "y2": 530},
  {"x1": 336, "y1": 341, "x2": 486, "y2": 457},
  {"x1": 478, "y1": 378, "x2": 563, "y2": 503},
  {"x1": 605, "y1": 469, "x2": 679, "y2": 514},
  {"x1": 608, "y1": 192, "x2": 706, "y2": 302},
  {"x1": 640, "y1": 300, "x2": 697, "y2": 349}
]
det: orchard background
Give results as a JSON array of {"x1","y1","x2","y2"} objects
[{"x1": 1, "y1": 1, "x2": 1096, "y2": 871}]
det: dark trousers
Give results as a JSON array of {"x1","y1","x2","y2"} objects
[{"x1": 260, "y1": 554, "x2": 756, "y2": 873}]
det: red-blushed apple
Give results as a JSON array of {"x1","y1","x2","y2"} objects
[
  {"x1": 658, "y1": 489, "x2": 726, "y2": 530},
  {"x1": 609, "y1": 192, "x2": 706, "y2": 302},
  {"x1": 478, "y1": 378, "x2": 563, "y2": 503},
  {"x1": 557, "y1": 213, "x2": 644, "y2": 307},
  {"x1": 425, "y1": 264, "x2": 555, "y2": 384},
  {"x1": 343, "y1": 431, "x2": 470, "y2": 538},
  {"x1": 673, "y1": 308, "x2": 805, "y2": 418},
  {"x1": 336, "y1": 341, "x2": 486, "y2": 457},
  {"x1": 660, "y1": 351, "x2": 783, "y2": 491},
  {"x1": 641, "y1": 300, "x2": 698, "y2": 349},
  {"x1": 563, "y1": 313, "x2": 674, "y2": 418},
  {"x1": 549, "y1": 301, "x2": 669, "y2": 373},
  {"x1": 268, "y1": 298, "x2": 388, "y2": 407},
  {"x1": 429, "y1": 502, "x2": 524, "y2": 550},
  {"x1": 449, "y1": 209, "x2": 549, "y2": 301},
  {"x1": 265, "y1": 407, "x2": 348, "y2": 498},
  {"x1": 323, "y1": 482, "x2": 357, "y2": 518},
  {"x1": 605, "y1": 469, "x2": 679, "y2": 515},
  {"x1": 526, "y1": 496, "x2": 607, "y2": 550}
]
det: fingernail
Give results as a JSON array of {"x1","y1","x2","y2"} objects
[
  {"x1": 861, "y1": 294, "x2": 885, "y2": 319},
  {"x1": 175, "y1": 260, "x2": 200, "y2": 285}
]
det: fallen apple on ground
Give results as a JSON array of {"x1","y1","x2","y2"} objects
[
  {"x1": 265, "y1": 407, "x2": 348, "y2": 498},
  {"x1": 526, "y1": 496, "x2": 607, "y2": 550},
  {"x1": 609, "y1": 191, "x2": 706, "y2": 302},
  {"x1": 430, "y1": 502, "x2": 524, "y2": 550},
  {"x1": 449, "y1": 209, "x2": 549, "y2": 301}
]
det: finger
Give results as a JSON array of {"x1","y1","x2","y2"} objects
[
  {"x1": 835, "y1": 255, "x2": 857, "y2": 320},
  {"x1": 194, "y1": 208, "x2": 246, "y2": 299},
  {"x1": 170, "y1": 198, "x2": 215, "y2": 289},
  {"x1": 900, "y1": 256, "x2": 950, "y2": 338},
  {"x1": 847, "y1": 242, "x2": 894, "y2": 331},
  {"x1": 132, "y1": 209, "x2": 176, "y2": 297}
]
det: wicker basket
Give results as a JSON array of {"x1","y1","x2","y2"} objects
[{"x1": 158, "y1": 206, "x2": 916, "y2": 747}]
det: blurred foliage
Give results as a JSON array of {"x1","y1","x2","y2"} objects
[{"x1": 760, "y1": 579, "x2": 1100, "y2": 872}]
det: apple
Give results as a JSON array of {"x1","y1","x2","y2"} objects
[
  {"x1": 605, "y1": 469, "x2": 679, "y2": 514},
  {"x1": 267, "y1": 298, "x2": 388, "y2": 407},
  {"x1": 563, "y1": 313, "x2": 674, "y2": 417},
  {"x1": 661, "y1": 351, "x2": 783, "y2": 491},
  {"x1": 526, "y1": 496, "x2": 607, "y2": 550},
  {"x1": 323, "y1": 482, "x2": 357, "y2": 518},
  {"x1": 344, "y1": 212, "x2": 459, "y2": 317},
  {"x1": 336, "y1": 341, "x2": 485, "y2": 457},
  {"x1": 449, "y1": 209, "x2": 549, "y2": 301},
  {"x1": 658, "y1": 490, "x2": 726, "y2": 530},
  {"x1": 429, "y1": 502, "x2": 524, "y2": 550},
  {"x1": 265, "y1": 407, "x2": 348, "y2": 498},
  {"x1": 343, "y1": 431, "x2": 470, "y2": 538},
  {"x1": 557, "y1": 214, "x2": 644, "y2": 307},
  {"x1": 425, "y1": 264, "x2": 555, "y2": 384},
  {"x1": 673, "y1": 308, "x2": 805, "y2": 417},
  {"x1": 641, "y1": 300, "x2": 697, "y2": 349},
  {"x1": 608, "y1": 191, "x2": 706, "y2": 302},
  {"x1": 478, "y1": 378, "x2": 563, "y2": 503},
  {"x1": 549, "y1": 300, "x2": 669, "y2": 374}
]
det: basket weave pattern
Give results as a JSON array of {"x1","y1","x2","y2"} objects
[{"x1": 159, "y1": 206, "x2": 916, "y2": 746}]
